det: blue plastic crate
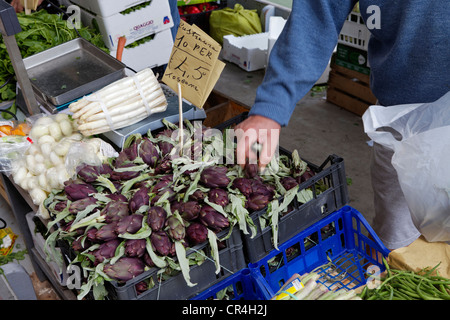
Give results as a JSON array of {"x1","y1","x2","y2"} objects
[
  {"x1": 249, "y1": 206, "x2": 390, "y2": 299},
  {"x1": 192, "y1": 268, "x2": 269, "y2": 300}
]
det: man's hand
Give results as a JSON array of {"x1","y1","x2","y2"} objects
[{"x1": 235, "y1": 115, "x2": 281, "y2": 171}]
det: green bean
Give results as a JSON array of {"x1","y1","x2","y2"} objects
[
  {"x1": 359, "y1": 285, "x2": 368, "y2": 299},
  {"x1": 416, "y1": 280, "x2": 442, "y2": 300},
  {"x1": 387, "y1": 285, "x2": 394, "y2": 300},
  {"x1": 360, "y1": 258, "x2": 450, "y2": 300},
  {"x1": 397, "y1": 287, "x2": 421, "y2": 299},
  {"x1": 392, "y1": 289, "x2": 413, "y2": 300}
]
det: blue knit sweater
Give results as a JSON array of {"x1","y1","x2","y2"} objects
[{"x1": 249, "y1": 0, "x2": 450, "y2": 126}]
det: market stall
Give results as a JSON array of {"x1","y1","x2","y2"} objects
[{"x1": 1, "y1": 0, "x2": 449, "y2": 303}]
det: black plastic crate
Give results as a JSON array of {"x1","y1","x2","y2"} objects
[
  {"x1": 244, "y1": 153, "x2": 348, "y2": 263},
  {"x1": 213, "y1": 113, "x2": 349, "y2": 264},
  {"x1": 108, "y1": 226, "x2": 245, "y2": 300}
]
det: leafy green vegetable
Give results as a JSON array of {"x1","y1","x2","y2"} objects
[
  {"x1": 120, "y1": 1, "x2": 152, "y2": 15},
  {"x1": 0, "y1": 244, "x2": 27, "y2": 275},
  {"x1": 0, "y1": 9, "x2": 108, "y2": 103},
  {"x1": 124, "y1": 34, "x2": 155, "y2": 49}
]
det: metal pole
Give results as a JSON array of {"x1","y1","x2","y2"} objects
[{"x1": 0, "y1": 1, "x2": 39, "y2": 115}]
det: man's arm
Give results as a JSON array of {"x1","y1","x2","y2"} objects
[{"x1": 249, "y1": 0, "x2": 357, "y2": 126}]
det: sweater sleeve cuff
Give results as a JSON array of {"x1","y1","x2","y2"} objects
[{"x1": 247, "y1": 104, "x2": 293, "y2": 127}]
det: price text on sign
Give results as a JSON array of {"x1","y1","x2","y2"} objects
[{"x1": 163, "y1": 20, "x2": 223, "y2": 108}]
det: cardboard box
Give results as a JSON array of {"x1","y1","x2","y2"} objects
[
  {"x1": 222, "y1": 33, "x2": 269, "y2": 72},
  {"x1": 70, "y1": 0, "x2": 152, "y2": 18},
  {"x1": 109, "y1": 29, "x2": 174, "y2": 71},
  {"x1": 78, "y1": 0, "x2": 174, "y2": 50},
  {"x1": 267, "y1": 16, "x2": 286, "y2": 65},
  {"x1": 335, "y1": 43, "x2": 370, "y2": 75}
]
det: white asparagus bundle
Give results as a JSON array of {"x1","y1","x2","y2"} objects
[{"x1": 69, "y1": 68, "x2": 168, "y2": 136}]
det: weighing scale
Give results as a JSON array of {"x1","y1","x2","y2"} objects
[{"x1": 3, "y1": 2, "x2": 205, "y2": 149}]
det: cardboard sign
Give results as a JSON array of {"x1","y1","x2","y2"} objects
[{"x1": 162, "y1": 20, "x2": 225, "y2": 108}]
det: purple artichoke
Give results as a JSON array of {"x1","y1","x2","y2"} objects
[
  {"x1": 180, "y1": 201, "x2": 201, "y2": 221},
  {"x1": 103, "y1": 257, "x2": 145, "y2": 282},
  {"x1": 101, "y1": 200, "x2": 130, "y2": 223},
  {"x1": 156, "y1": 129, "x2": 174, "y2": 156},
  {"x1": 139, "y1": 137, "x2": 159, "y2": 168},
  {"x1": 143, "y1": 253, "x2": 155, "y2": 268},
  {"x1": 281, "y1": 176, "x2": 299, "y2": 190},
  {"x1": 106, "y1": 193, "x2": 128, "y2": 202},
  {"x1": 296, "y1": 167, "x2": 315, "y2": 184},
  {"x1": 189, "y1": 189, "x2": 206, "y2": 202},
  {"x1": 129, "y1": 187, "x2": 150, "y2": 213},
  {"x1": 186, "y1": 222, "x2": 208, "y2": 245},
  {"x1": 232, "y1": 178, "x2": 253, "y2": 197},
  {"x1": 146, "y1": 206, "x2": 167, "y2": 231},
  {"x1": 92, "y1": 239, "x2": 120, "y2": 265},
  {"x1": 244, "y1": 163, "x2": 259, "y2": 178},
  {"x1": 77, "y1": 163, "x2": 113, "y2": 183},
  {"x1": 115, "y1": 214, "x2": 143, "y2": 235},
  {"x1": 95, "y1": 222, "x2": 118, "y2": 241},
  {"x1": 115, "y1": 141, "x2": 140, "y2": 168},
  {"x1": 155, "y1": 156, "x2": 172, "y2": 174},
  {"x1": 170, "y1": 200, "x2": 182, "y2": 214},
  {"x1": 69, "y1": 197, "x2": 98, "y2": 215},
  {"x1": 251, "y1": 179, "x2": 275, "y2": 200},
  {"x1": 165, "y1": 216, "x2": 185, "y2": 241},
  {"x1": 208, "y1": 188, "x2": 229, "y2": 207},
  {"x1": 110, "y1": 164, "x2": 141, "y2": 181},
  {"x1": 71, "y1": 237, "x2": 91, "y2": 252},
  {"x1": 199, "y1": 205, "x2": 229, "y2": 231},
  {"x1": 200, "y1": 166, "x2": 230, "y2": 188},
  {"x1": 246, "y1": 193, "x2": 270, "y2": 211},
  {"x1": 125, "y1": 239, "x2": 147, "y2": 258},
  {"x1": 135, "y1": 281, "x2": 148, "y2": 295},
  {"x1": 169, "y1": 238, "x2": 189, "y2": 257},
  {"x1": 151, "y1": 187, "x2": 176, "y2": 205},
  {"x1": 86, "y1": 227, "x2": 98, "y2": 243},
  {"x1": 64, "y1": 179, "x2": 97, "y2": 201},
  {"x1": 54, "y1": 200, "x2": 68, "y2": 212},
  {"x1": 150, "y1": 230, "x2": 172, "y2": 256},
  {"x1": 151, "y1": 179, "x2": 171, "y2": 194}
]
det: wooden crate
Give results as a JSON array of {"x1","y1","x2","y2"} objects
[
  {"x1": 0, "y1": 180, "x2": 11, "y2": 205},
  {"x1": 0, "y1": 178, "x2": 10, "y2": 207},
  {"x1": 202, "y1": 91, "x2": 249, "y2": 128},
  {"x1": 326, "y1": 62, "x2": 377, "y2": 116}
]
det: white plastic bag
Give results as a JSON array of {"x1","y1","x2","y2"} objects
[{"x1": 363, "y1": 91, "x2": 450, "y2": 243}]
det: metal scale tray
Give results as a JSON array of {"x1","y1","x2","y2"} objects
[{"x1": 22, "y1": 37, "x2": 126, "y2": 106}]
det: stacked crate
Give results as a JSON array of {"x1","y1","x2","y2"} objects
[
  {"x1": 327, "y1": 10, "x2": 377, "y2": 116},
  {"x1": 177, "y1": 0, "x2": 224, "y2": 34},
  {"x1": 70, "y1": 0, "x2": 175, "y2": 71}
]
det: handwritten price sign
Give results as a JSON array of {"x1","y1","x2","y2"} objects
[{"x1": 163, "y1": 20, "x2": 225, "y2": 108}]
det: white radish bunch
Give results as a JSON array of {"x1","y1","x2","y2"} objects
[{"x1": 69, "y1": 68, "x2": 168, "y2": 136}]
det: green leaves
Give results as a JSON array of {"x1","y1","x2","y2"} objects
[{"x1": 0, "y1": 9, "x2": 108, "y2": 103}]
